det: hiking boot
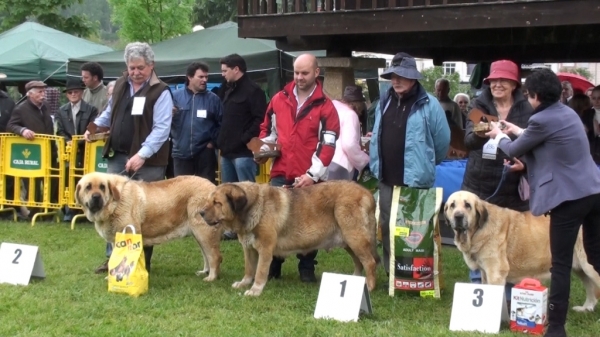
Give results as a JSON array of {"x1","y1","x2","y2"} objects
[
  {"x1": 299, "y1": 269, "x2": 317, "y2": 283},
  {"x1": 94, "y1": 259, "x2": 109, "y2": 274},
  {"x1": 544, "y1": 325, "x2": 567, "y2": 337},
  {"x1": 268, "y1": 257, "x2": 284, "y2": 280},
  {"x1": 544, "y1": 302, "x2": 568, "y2": 337}
]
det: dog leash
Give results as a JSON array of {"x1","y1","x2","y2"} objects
[
  {"x1": 117, "y1": 169, "x2": 138, "y2": 180},
  {"x1": 485, "y1": 164, "x2": 511, "y2": 202}
]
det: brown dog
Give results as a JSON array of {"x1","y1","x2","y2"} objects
[
  {"x1": 76, "y1": 172, "x2": 223, "y2": 281},
  {"x1": 445, "y1": 190, "x2": 600, "y2": 312},
  {"x1": 200, "y1": 181, "x2": 380, "y2": 296}
]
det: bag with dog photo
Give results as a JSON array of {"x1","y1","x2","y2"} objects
[
  {"x1": 388, "y1": 186, "x2": 444, "y2": 299},
  {"x1": 108, "y1": 225, "x2": 148, "y2": 297}
]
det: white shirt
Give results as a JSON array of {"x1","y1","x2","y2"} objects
[
  {"x1": 293, "y1": 84, "x2": 317, "y2": 114},
  {"x1": 71, "y1": 101, "x2": 81, "y2": 130}
]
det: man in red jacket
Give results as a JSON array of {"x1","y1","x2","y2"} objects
[{"x1": 257, "y1": 53, "x2": 341, "y2": 283}]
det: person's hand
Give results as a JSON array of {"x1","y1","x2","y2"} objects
[
  {"x1": 207, "y1": 142, "x2": 214, "y2": 149},
  {"x1": 172, "y1": 106, "x2": 178, "y2": 116},
  {"x1": 474, "y1": 122, "x2": 489, "y2": 138},
  {"x1": 485, "y1": 122, "x2": 502, "y2": 139},
  {"x1": 66, "y1": 140, "x2": 72, "y2": 147},
  {"x1": 365, "y1": 132, "x2": 373, "y2": 137},
  {"x1": 83, "y1": 130, "x2": 92, "y2": 142},
  {"x1": 125, "y1": 154, "x2": 145, "y2": 172},
  {"x1": 498, "y1": 120, "x2": 522, "y2": 136},
  {"x1": 294, "y1": 174, "x2": 315, "y2": 188},
  {"x1": 504, "y1": 157, "x2": 524, "y2": 172},
  {"x1": 254, "y1": 156, "x2": 268, "y2": 165},
  {"x1": 22, "y1": 129, "x2": 35, "y2": 140}
]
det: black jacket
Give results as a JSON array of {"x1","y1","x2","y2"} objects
[
  {"x1": 56, "y1": 100, "x2": 99, "y2": 165},
  {"x1": 580, "y1": 108, "x2": 600, "y2": 165},
  {"x1": 462, "y1": 88, "x2": 532, "y2": 211},
  {"x1": 0, "y1": 90, "x2": 15, "y2": 132},
  {"x1": 217, "y1": 75, "x2": 267, "y2": 158}
]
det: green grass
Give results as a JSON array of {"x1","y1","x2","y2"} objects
[{"x1": 0, "y1": 220, "x2": 597, "y2": 337}]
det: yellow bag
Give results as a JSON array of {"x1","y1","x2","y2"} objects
[{"x1": 107, "y1": 225, "x2": 148, "y2": 297}]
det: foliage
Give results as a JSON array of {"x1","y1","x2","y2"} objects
[
  {"x1": 193, "y1": 0, "x2": 237, "y2": 28},
  {"x1": 0, "y1": 0, "x2": 94, "y2": 37},
  {"x1": 420, "y1": 66, "x2": 472, "y2": 99},
  {"x1": 0, "y1": 221, "x2": 595, "y2": 337},
  {"x1": 107, "y1": 0, "x2": 195, "y2": 44},
  {"x1": 62, "y1": 0, "x2": 119, "y2": 42},
  {"x1": 559, "y1": 67, "x2": 593, "y2": 81}
]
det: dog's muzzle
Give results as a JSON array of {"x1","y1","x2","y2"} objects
[
  {"x1": 451, "y1": 212, "x2": 467, "y2": 232},
  {"x1": 87, "y1": 193, "x2": 104, "y2": 213}
]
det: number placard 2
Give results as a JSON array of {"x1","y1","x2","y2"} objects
[
  {"x1": 314, "y1": 272, "x2": 373, "y2": 322},
  {"x1": 449, "y1": 282, "x2": 509, "y2": 334},
  {"x1": 0, "y1": 242, "x2": 45, "y2": 286}
]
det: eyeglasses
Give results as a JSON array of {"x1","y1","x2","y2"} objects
[{"x1": 66, "y1": 91, "x2": 81, "y2": 95}]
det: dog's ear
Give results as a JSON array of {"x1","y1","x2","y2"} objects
[
  {"x1": 443, "y1": 202, "x2": 449, "y2": 214},
  {"x1": 74, "y1": 182, "x2": 82, "y2": 206},
  {"x1": 108, "y1": 181, "x2": 120, "y2": 202},
  {"x1": 474, "y1": 200, "x2": 488, "y2": 230},
  {"x1": 225, "y1": 185, "x2": 247, "y2": 214}
]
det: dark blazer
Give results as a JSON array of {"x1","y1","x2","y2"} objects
[
  {"x1": 56, "y1": 100, "x2": 98, "y2": 165},
  {"x1": 498, "y1": 102, "x2": 600, "y2": 216},
  {"x1": 7, "y1": 99, "x2": 54, "y2": 136}
]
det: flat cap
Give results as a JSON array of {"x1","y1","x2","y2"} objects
[{"x1": 25, "y1": 81, "x2": 47, "y2": 91}]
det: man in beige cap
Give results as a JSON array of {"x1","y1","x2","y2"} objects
[{"x1": 6, "y1": 80, "x2": 59, "y2": 212}]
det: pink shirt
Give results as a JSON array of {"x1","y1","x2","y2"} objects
[{"x1": 331, "y1": 100, "x2": 369, "y2": 173}]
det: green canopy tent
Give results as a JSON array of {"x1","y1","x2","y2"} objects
[
  {"x1": 0, "y1": 22, "x2": 113, "y2": 86},
  {"x1": 67, "y1": 22, "x2": 378, "y2": 97}
]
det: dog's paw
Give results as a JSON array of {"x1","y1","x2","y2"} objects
[
  {"x1": 195, "y1": 269, "x2": 209, "y2": 276},
  {"x1": 203, "y1": 274, "x2": 217, "y2": 282},
  {"x1": 573, "y1": 305, "x2": 595, "y2": 312},
  {"x1": 232, "y1": 281, "x2": 248, "y2": 289},
  {"x1": 244, "y1": 287, "x2": 263, "y2": 296}
]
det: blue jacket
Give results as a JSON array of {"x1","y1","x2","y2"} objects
[
  {"x1": 369, "y1": 84, "x2": 450, "y2": 188},
  {"x1": 171, "y1": 87, "x2": 223, "y2": 159}
]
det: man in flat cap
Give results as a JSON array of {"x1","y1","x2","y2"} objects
[
  {"x1": 7, "y1": 80, "x2": 60, "y2": 213},
  {"x1": 368, "y1": 52, "x2": 450, "y2": 275}
]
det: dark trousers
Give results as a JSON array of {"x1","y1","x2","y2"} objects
[
  {"x1": 548, "y1": 193, "x2": 600, "y2": 323},
  {"x1": 172, "y1": 146, "x2": 217, "y2": 184},
  {"x1": 269, "y1": 175, "x2": 318, "y2": 271}
]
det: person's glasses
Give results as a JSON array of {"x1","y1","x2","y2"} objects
[{"x1": 66, "y1": 91, "x2": 80, "y2": 95}]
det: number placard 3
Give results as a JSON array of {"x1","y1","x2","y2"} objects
[
  {"x1": 0, "y1": 242, "x2": 45, "y2": 286},
  {"x1": 314, "y1": 272, "x2": 372, "y2": 322},
  {"x1": 449, "y1": 282, "x2": 509, "y2": 334}
]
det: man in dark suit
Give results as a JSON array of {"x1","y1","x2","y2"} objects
[{"x1": 56, "y1": 78, "x2": 99, "y2": 221}]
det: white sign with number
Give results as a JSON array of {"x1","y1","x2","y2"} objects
[
  {"x1": 449, "y1": 282, "x2": 509, "y2": 333},
  {"x1": 314, "y1": 272, "x2": 373, "y2": 322},
  {"x1": 0, "y1": 243, "x2": 45, "y2": 286}
]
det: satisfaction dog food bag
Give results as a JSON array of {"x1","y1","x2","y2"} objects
[
  {"x1": 510, "y1": 278, "x2": 547, "y2": 335},
  {"x1": 388, "y1": 187, "x2": 444, "y2": 298},
  {"x1": 108, "y1": 225, "x2": 148, "y2": 297}
]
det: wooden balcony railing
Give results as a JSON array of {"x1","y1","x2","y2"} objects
[{"x1": 238, "y1": 0, "x2": 551, "y2": 16}]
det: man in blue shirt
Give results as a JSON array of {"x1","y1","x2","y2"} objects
[{"x1": 171, "y1": 62, "x2": 222, "y2": 183}]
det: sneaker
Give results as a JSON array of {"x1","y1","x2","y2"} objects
[
  {"x1": 222, "y1": 231, "x2": 238, "y2": 241},
  {"x1": 94, "y1": 259, "x2": 109, "y2": 274},
  {"x1": 299, "y1": 269, "x2": 317, "y2": 283}
]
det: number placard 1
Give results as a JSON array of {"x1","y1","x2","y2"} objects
[
  {"x1": 314, "y1": 272, "x2": 373, "y2": 322},
  {"x1": 0, "y1": 242, "x2": 45, "y2": 286},
  {"x1": 449, "y1": 282, "x2": 509, "y2": 334}
]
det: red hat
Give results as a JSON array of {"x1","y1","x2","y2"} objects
[{"x1": 484, "y1": 60, "x2": 520, "y2": 86}]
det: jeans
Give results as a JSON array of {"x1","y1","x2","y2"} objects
[
  {"x1": 106, "y1": 153, "x2": 167, "y2": 271},
  {"x1": 269, "y1": 175, "x2": 318, "y2": 271},
  {"x1": 470, "y1": 269, "x2": 514, "y2": 301},
  {"x1": 173, "y1": 146, "x2": 217, "y2": 184},
  {"x1": 220, "y1": 156, "x2": 257, "y2": 183}
]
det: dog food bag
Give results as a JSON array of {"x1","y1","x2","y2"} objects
[
  {"x1": 388, "y1": 187, "x2": 444, "y2": 298},
  {"x1": 108, "y1": 225, "x2": 149, "y2": 297},
  {"x1": 510, "y1": 278, "x2": 547, "y2": 335}
]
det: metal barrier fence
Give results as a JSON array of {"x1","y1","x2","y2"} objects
[
  {"x1": 0, "y1": 133, "x2": 272, "y2": 228},
  {"x1": 0, "y1": 133, "x2": 66, "y2": 226}
]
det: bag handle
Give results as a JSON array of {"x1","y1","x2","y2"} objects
[
  {"x1": 122, "y1": 225, "x2": 136, "y2": 234},
  {"x1": 519, "y1": 278, "x2": 541, "y2": 287}
]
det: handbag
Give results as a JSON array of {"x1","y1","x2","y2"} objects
[
  {"x1": 518, "y1": 175, "x2": 530, "y2": 201},
  {"x1": 107, "y1": 225, "x2": 148, "y2": 297}
]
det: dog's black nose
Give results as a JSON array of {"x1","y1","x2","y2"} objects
[{"x1": 92, "y1": 193, "x2": 102, "y2": 200}]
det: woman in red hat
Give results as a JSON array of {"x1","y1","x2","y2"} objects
[{"x1": 461, "y1": 60, "x2": 534, "y2": 297}]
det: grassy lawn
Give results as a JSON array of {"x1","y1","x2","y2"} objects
[{"x1": 0, "y1": 220, "x2": 597, "y2": 337}]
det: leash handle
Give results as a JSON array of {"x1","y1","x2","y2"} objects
[{"x1": 485, "y1": 165, "x2": 511, "y2": 202}]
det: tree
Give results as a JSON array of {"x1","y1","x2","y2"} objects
[
  {"x1": 108, "y1": 0, "x2": 195, "y2": 44},
  {"x1": 0, "y1": 0, "x2": 94, "y2": 37},
  {"x1": 559, "y1": 67, "x2": 593, "y2": 81},
  {"x1": 193, "y1": 0, "x2": 237, "y2": 28},
  {"x1": 420, "y1": 66, "x2": 471, "y2": 99}
]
